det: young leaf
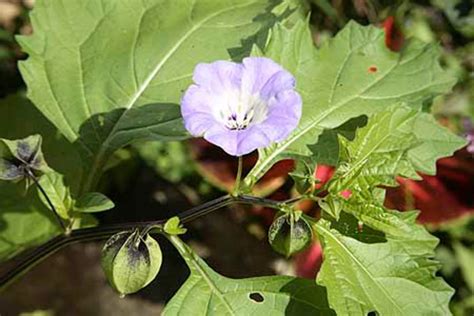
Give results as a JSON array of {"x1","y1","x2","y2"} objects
[
  {"x1": 316, "y1": 219, "x2": 453, "y2": 316},
  {"x1": 163, "y1": 216, "x2": 187, "y2": 235},
  {"x1": 289, "y1": 159, "x2": 314, "y2": 194},
  {"x1": 330, "y1": 105, "x2": 466, "y2": 198},
  {"x1": 318, "y1": 196, "x2": 343, "y2": 220},
  {"x1": 164, "y1": 236, "x2": 335, "y2": 315},
  {"x1": 37, "y1": 172, "x2": 74, "y2": 219},
  {"x1": 74, "y1": 192, "x2": 114, "y2": 213},
  {"x1": 244, "y1": 18, "x2": 456, "y2": 188},
  {"x1": 17, "y1": 0, "x2": 282, "y2": 192}
]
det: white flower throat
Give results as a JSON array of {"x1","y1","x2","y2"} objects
[{"x1": 215, "y1": 90, "x2": 268, "y2": 130}]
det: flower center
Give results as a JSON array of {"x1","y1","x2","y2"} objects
[{"x1": 216, "y1": 91, "x2": 268, "y2": 131}]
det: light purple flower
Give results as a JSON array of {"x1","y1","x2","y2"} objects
[{"x1": 181, "y1": 57, "x2": 302, "y2": 156}]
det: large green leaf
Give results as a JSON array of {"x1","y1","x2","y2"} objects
[
  {"x1": 316, "y1": 219, "x2": 454, "y2": 316},
  {"x1": 18, "y1": 0, "x2": 280, "y2": 192},
  {"x1": 164, "y1": 237, "x2": 335, "y2": 315},
  {"x1": 244, "y1": 18, "x2": 456, "y2": 188}
]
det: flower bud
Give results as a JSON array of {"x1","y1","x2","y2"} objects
[
  {"x1": 268, "y1": 213, "x2": 313, "y2": 257},
  {"x1": 101, "y1": 230, "x2": 162, "y2": 295}
]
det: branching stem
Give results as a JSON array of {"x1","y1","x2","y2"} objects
[{"x1": 0, "y1": 194, "x2": 302, "y2": 290}]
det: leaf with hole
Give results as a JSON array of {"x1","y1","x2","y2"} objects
[{"x1": 163, "y1": 238, "x2": 335, "y2": 315}]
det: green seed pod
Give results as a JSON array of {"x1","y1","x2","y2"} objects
[
  {"x1": 268, "y1": 213, "x2": 313, "y2": 257},
  {"x1": 101, "y1": 230, "x2": 162, "y2": 295}
]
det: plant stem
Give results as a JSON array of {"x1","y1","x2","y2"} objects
[
  {"x1": 0, "y1": 194, "x2": 302, "y2": 290},
  {"x1": 232, "y1": 156, "x2": 243, "y2": 196},
  {"x1": 25, "y1": 169, "x2": 67, "y2": 233}
]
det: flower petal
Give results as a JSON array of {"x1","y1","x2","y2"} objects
[
  {"x1": 235, "y1": 126, "x2": 272, "y2": 155},
  {"x1": 241, "y1": 57, "x2": 285, "y2": 95},
  {"x1": 193, "y1": 61, "x2": 242, "y2": 93},
  {"x1": 203, "y1": 125, "x2": 272, "y2": 156},
  {"x1": 181, "y1": 85, "x2": 218, "y2": 136},
  {"x1": 260, "y1": 70, "x2": 296, "y2": 100},
  {"x1": 203, "y1": 125, "x2": 238, "y2": 155},
  {"x1": 257, "y1": 90, "x2": 302, "y2": 142}
]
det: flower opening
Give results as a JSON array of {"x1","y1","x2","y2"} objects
[{"x1": 181, "y1": 57, "x2": 302, "y2": 156}]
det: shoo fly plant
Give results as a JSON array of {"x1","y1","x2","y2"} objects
[{"x1": 0, "y1": 0, "x2": 469, "y2": 315}]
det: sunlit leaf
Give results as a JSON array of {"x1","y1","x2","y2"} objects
[
  {"x1": 244, "y1": 18, "x2": 456, "y2": 188},
  {"x1": 164, "y1": 238, "x2": 335, "y2": 315},
  {"x1": 316, "y1": 219, "x2": 453, "y2": 316},
  {"x1": 18, "y1": 0, "x2": 282, "y2": 193}
]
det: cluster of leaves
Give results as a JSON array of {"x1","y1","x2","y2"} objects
[{"x1": 0, "y1": 0, "x2": 470, "y2": 315}]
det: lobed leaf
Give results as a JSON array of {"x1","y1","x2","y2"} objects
[
  {"x1": 244, "y1": 18, "x2": 457, "y2": 188},
  {"x1": 316, "y1": 219, "x2": 454, "y2": 316},
  {"x1": 164, "y1": 240, "x2": 335, "y2": 315}
]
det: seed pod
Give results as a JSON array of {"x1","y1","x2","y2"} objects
[
  {"x1": 268, "y1": 213, "x2": 313, "y2": 257},
  {"x1": 101, "y1": 230, "x2": 162, "y2": 295}
]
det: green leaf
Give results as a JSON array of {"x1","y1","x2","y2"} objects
[
  {"x1": 318, "y1": 196, "x2": 343, "y2": 221},
  {"x1": 164, "y1": 236, "x2": 335, "y2": 315},
  {"x1": 74, "y1": 192, "x2": 114, "y2": 213},
  {"x1": 407, "y1": 112, "x2": 468, "y2": 175},
  {"x1": 453, "y1": 242, "x2": 474, "y2": 292},
  {"x1": 101, "y1": 231, "x2": 162, "y2": 295},
  {"x1": 331, "y1": 105, "x2": 421, "y2": 194},
  {"x1": 316, "y1": 219, "x2": 454, "y2": 316},
  {"x1": 289, "y1": 159, "x2": 315, "y2": 194},
  {"x1": 330, "y1": 105, "x2": 466, "y2": 197},
  {"x1": 37, "y1": 172, "x2": 73, "y2": 219},
  {"x1": 163, "y1": 216, "x2": 187, "y2": 235},
  {"x1": 244, "y1": 18, "x2": 456, "y2": 188},
  {"x1": 18, "y1": 0, "x2": 281, "y2": 192},
  {"x1": 0, "y1": 181, "x2": 59, "y2": 260},
  {"x1": 342, "y1": 202, "x2": 439, "y2": 256}
]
